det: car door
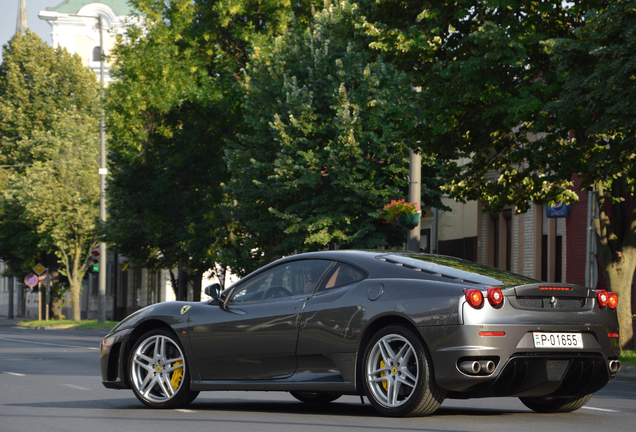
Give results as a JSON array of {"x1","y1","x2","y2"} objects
[
  {"x1": 188, "y1": 259, "x2": 333, "y2": 380},
  {"x1": 297, "y1": 262, "x2": 369, "y2": 358}
]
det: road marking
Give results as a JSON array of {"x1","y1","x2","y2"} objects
[
  {"x1": 64, "y1": 384, "x2": 90, "y2": 390},
  {"x1": 176, "y1": 409, "x2": 197, "y2": 413},
  {"x1": 581, "y1": 406, "x2": 619, "y2": 413},
  {"x1": 0, "y1": 337, "x2": 99, "y2": 350},
  {"x1": 2, "y1": 372, "x2": 25, "y2": 376}
]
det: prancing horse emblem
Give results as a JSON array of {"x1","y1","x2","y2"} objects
[
  {"x1": 550, "y1": 297, "x2": 558, "y2": 308},
  {"x1": 180, "y1": 305, "x2": 191, "y2": 315}
]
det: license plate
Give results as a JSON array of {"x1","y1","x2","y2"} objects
[{"x1": 533, "y1": 332, "x2": 584, "y2": 349}]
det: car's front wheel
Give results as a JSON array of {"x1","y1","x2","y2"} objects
[
  {"x1": 129, "y1": 329, "x2": 199, "y2": 409},
  {"x1": 519, "y1": 394, "x2": 592, "y2": 413},
  {"x1": 362, "y1": 325, "x2": 446, "y2": 417},
  {"x1": 289, "y1": 391, "x2": 342, "y2": 404}
]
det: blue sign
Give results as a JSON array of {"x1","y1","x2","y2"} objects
[{"x1": 546, "y1": 203, "x2": 570, "y2": 218}]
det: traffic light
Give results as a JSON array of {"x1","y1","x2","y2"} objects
[{"x1": 91, "y1": 248, "x2": 100, "y2": 272}]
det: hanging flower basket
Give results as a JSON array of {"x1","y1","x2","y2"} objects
[
  {"x1": 382, "y1": 199, "x2": 420, "y2": 229},
  {"x1": 397, "y1": 212, "x2": 421, "y2": 230}
]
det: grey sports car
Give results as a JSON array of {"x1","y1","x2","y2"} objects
[{"x1": 100, "y1": 250, "x2": 621, "y2": 417}]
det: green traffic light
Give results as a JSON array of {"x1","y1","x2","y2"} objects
[{"x1": 93, "y1": 265, "x2": 99, "y2": 271}]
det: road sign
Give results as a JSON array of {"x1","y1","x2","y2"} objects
[
  {"x1": 24, "y1": 274, "x2": 38, "y2": 288},
  {"x1": 33, "y1": 263, "x2": 46, "y2": 275}
]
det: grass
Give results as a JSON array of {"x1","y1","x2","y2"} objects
[
  {"x1": 17, "y1": 319, "x2": 119, "y2": 331},
  {"x1": 620, "y1": 350, "x2": 636, "y2": 367}
]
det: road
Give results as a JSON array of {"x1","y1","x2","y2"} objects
[{"x1": 1, "y1": 323, "x2": 634, "y2": 432}]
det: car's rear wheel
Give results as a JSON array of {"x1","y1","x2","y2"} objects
[
  {"x1": 519, "y1": 394, "x2": 592, "y2": 413},
  {"x1": 289, "y1": 391, "x2": 342, "y2": 404},
  {"x1": 129, "y1": 329, "x2": 199, "y2": 409},
  {"x1": 362, "y1": 325, "x2": 446, "y2": 417}
]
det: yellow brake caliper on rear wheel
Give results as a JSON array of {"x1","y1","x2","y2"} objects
[
  {"x1": 171, "y1": 361, "x2": 183, "y2": 390},
  {"x1": 380, "y1": 360, "x2": 388, "y2": 391}
]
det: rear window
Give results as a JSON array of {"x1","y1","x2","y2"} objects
[{"x1": 380, "y1": 253, "x2": 538, "y2": 287}]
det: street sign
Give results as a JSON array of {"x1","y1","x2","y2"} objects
[
  {"x1": 24, "y1": 274, "x2": 38, "y2": 288},
  {"x1": 33, "y1": 263, "x2": 46, "y2": 275},
  {"x1": 546, "y1": 203, "x2": 570, "y2": 218}
]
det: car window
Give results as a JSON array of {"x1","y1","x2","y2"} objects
[
  {"x1": 320, "y1": 263, "x2": 367, "y2": 291},
  {"x1": 382, "y1": 253, "x2": 538, "y2": 287},
  {"x1": 229, "y1": 260, "x2": 333, "y2": 303}
]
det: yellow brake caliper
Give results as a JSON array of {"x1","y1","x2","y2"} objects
[
  {"x1": 171, "y1": 361, "x2": 183, "y2": 390},
  {"x1": 380, "y1": 360, "x2": 388, "y2": 391}
]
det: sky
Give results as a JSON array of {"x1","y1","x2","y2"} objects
[{"x1": 1, "y1": 0, "x2": 59, "y2": 61}]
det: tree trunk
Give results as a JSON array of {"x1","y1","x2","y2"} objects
[
  {"x1": 600, "y1": 251, "x2": 636, "y2": 350},
  {"x1": 71, "y1": 277, "x2": 81, "y2": 321},
  {"x1": 191, "y1": 269, "x2": 201, "y2": 302},
  {"x1": 177, "y1": 264, "x2": 188, "y2": 301},
  {"x1": 593, "y1": 182, "x2": 636, "y2": 350}
]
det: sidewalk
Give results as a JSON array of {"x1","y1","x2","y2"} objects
[{"x1": 0, "y1": 315, "x2": 32, "y2": 327}]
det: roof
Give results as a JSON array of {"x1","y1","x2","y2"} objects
[{"x1": 47, "y1": 0, "x2": 134, "y2": 16}]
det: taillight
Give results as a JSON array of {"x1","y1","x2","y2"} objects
[
  {"x1": 487, "y1": 287, "x2": 503, "y2": 306},
  {"x1": 596, "y1": 290, "x2": 609, "y2": 308},
  {"x1": 596, "y1": 290, "x2": 618, "y2": 309},
  {"x1": 465, "y1": 289, "x2": 483, "y2": 308}
]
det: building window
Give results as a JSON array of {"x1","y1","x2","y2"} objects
[
  {"x1": 148, "y1": 271, "x2": 158, "y2": 305},
  {"x1": 92, "y1": 46, "x2": 101, "y2": 62},
  {"x1": 504, "y1": 210, "x2": 512, "y2": 271},
  {"x1": 133, "y1": 269, "x2": 142, "y2": 306},
  {"x1": 491, "y1": 213, "x2": 500, "y2": 268}
]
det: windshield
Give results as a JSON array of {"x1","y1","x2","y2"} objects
[{"x1": 382, "y1": 253, "x2": 538, "y2": 288}]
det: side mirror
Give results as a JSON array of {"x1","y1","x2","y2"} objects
[{"x1": 204, "y1": 283, "x2": 222, "y2": 300}]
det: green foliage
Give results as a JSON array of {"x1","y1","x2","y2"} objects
[
  {"x1": 105, "y1": 0, "x2": 320, "y2": 286},
  {"x1": 0, "y1": 31, "x2": 101, "y2": 320},
  {"x1": 620, "y1": 350, "x2": 636, "y2": 366},
  {"x1": 361, "y1": 0, "x2": 594, "y2": 213},
  {"x1": 225, "y1": 0, "x2": 432, "y2": 271}
]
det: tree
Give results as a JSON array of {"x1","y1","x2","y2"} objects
[
  {"x1": 105, "y1": 0, "x2": 319, "y2": 293},
  {"x1": 0, "y1": 30, "x2": 101, "y2": 320},
  {"x1": 541, "y1": 0, "x2": 636, "y2": 349},
  {"x1": 225, "y1": 0, "x2": 441, "y2": 271},
  {"x1": 6, "y1": 117, "x2": 100, "y2": 321},
  {"x1": 361, "y1": 0, "x2": 635, "y2": 348}
]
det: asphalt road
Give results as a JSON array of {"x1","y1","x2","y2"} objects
[{"x1": 1, "y1": 323, "x2": 634, "y2": 432}]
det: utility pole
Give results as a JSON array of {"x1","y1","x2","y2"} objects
[
  {"x1": 97, "y1": 14, "x2": 108, "y2": 323},
  {"x1": 407, "y1": 150, "x2": 421, "y2": 252}
]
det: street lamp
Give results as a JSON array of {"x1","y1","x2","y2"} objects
[{"x1": 68, "y1": 13, "x2": 108, "y2": 323}]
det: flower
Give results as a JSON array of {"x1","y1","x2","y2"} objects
[{"x1": 382, "y1": 199, "x2": 420, "y2": 225}]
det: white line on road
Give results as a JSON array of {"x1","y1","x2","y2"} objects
[
  {"x1": 2, "y1": 372, "x2": 25, "y2": 376},
  {"x1": 581, "y1": 406, "x2": 619, "y2": 413},
  {"x1": 176, "y1": 409, "x2": 197, "y2": 413},
  {"x1": 63, "y1": 384, "x2": 90, "y2": 390},
  {"x1": 0, "y1": 337, "x2": 99, "y2": 350}
]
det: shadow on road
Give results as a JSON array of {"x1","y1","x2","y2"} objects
[{"x1": 4, "y1": 397, "x2": 528, "y2": 418}]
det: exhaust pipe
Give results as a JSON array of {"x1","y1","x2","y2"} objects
[
  {"x1": 479, "y1": 360, "x2": 496, "y2": 375},
  {"x1": 609, "y1": 360, "x2": 622, "y2": 373},
  {"x1": 459, "y1": 361, "x2": 481, "y2": 375}
]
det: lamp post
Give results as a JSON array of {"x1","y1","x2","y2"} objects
[
  {"x1": 67, "y1": 13, "x2": 108, "y2": 322},
  {"x1": 97, "y1": 14, "x2": 107, "y2": 323}
]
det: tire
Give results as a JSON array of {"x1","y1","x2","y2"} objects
[
  {"x1": 289, "y1": 391, "x2": 342, "y2": 404},
  {"x1": 519, "y1": 394, "x2": 593, "y2": 413},
  {"x1": 129, "y1": 329, "x2": 199, "y2": 409},
  {"x1": 362, "y1": 325, "x2": 446, "y2": 417}
]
